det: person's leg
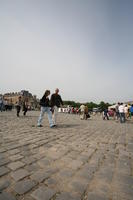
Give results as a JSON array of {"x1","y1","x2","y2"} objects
[
  {"x1": 123, "y1": 113, "x2": 126, "y2": 123},
  {"x1": 0, "y1": 103, "x2": 2, "y2": 112},
  {"x1": 119, "y1": 113, "x2": 122, "y2": 123},
  {"x1": 17, "y1": 106, "x2": 21, "y2": 117},
  {"x1": 46, "y1": 107, "x2": 54, "y2": 127},
  {"x1": 52, "y1": 106, "x2": 58, "y2": 125},
  {"x1": 24, "y1": 108, "x2": 28, "y2": 116},
  {"x1": 37, "y1": 107, "x2": 45, "y2": 126}
]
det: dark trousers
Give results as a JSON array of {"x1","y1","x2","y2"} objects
[
  {"x1": 119, "y1": 113, "x2": 125, "y2": 123},
  {"x1": 16, "y1": 106, "x2": 21, "y2": 117},
  {"x1": 23, "y1": 108, "x2": 28, "y2": 116}
]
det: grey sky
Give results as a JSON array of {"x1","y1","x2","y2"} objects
[{"x1": 0, "y1": 0, "x2": 133, "y2": 103}]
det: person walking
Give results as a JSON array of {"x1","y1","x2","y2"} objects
[
  {"x1": 124, "y1": 105, "x2": 129, "y2": 120},
  {"x1": 16, "y1": 96, "x2": 22, "y2": 117},
  {"x1": 50, "y1": 88, "x2": 63, "y2": 125},
  {"x1": 0, "y1": 96, "x2": 3, "y2": 112},
  {"x1": 37, "y1": 90, "x2": 55, "y2": 128},
  {"x1": 79, "y1": 104, "x2": 85, "y2": 120},
  {"x1": 129, "y1": 104, "x2": 133, "y2": 120},
  {"x1": 103, "y1": 108, "x2": 109, "y2": 120},
  {"x1": 23, "y1": 97, "x2": 28, "y2": 116},
  {"x1": 118, "y1": 103, "x2": 125, "y2": 123}
]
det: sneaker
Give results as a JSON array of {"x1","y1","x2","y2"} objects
[
  {"x1": 50, "y1": 125, "x2": 56, "y2": 128},
  {"x1": 37, "y1": 124, "x2": 43, "y2": 127}
]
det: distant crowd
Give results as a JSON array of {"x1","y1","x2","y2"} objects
[
  {"x1": 103, "y1": 103, "x2": 133, "y2": 123},
  {"x1": 1, "y1": 92, "x2": 133, "y2": 126}
]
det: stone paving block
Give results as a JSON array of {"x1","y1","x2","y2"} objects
[
  {"x1": 0, "y1": 148, "x2": 7, "y2": 153},
  {"x1": 67, "y1": 160, "x2": 83, "y2": 170},
  {"x1": 31, "y1": 186, "x2": 56, "y2": 200},
  {"x1": 55, "y1": 192, "x2": 80, "y2": 200},
  {"x1": 68, "y1": 178, "x2": 88, "y2": 195},
  {"x1": 57, "y1": 168, "x2": 74, "y2": 178},
  {"x1": 37, "y1": 158, "x2": 51, "y2": 168},
  {"x1": 0, "y1": 166, "x2": 10, "y2": 177},
  {"x1": 11, "y1": 169, "x2": 30, "y2": 181},
  {"x1": 0, "y1": 191, "x2": 16, "y2": 200},
  {"x1": 9, "y1": 154, "x2": 24, "y2": 161},
  {"x1": 25, "y1": 163, "x2": 40, "y2": 173},
  {"x1": 30, "y1": 170, "x2": 50, "y2": 183},
  {"x1": 87, "y1": 192, "x2": 109, "y2": 200},
  {"x1": 7, "y1": 161, "x2": 25, "y2": 170},
  {"x1": 0, "y1": 180, "x2": 10, "y2": 191},
  {"x1": 0, "y1": 158, "x2": 10, "y2": 167},
  {"x1": 8, "y1": 149, "x2": 20, "y2": 155},
  {"x1": 22, "y1": 156, "x2": 36, "y2": 164},
  {"x1": 13, "y1": 179, "x2": 36, "y2": 194}
]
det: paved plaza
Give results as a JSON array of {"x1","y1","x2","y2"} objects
[{"x1": 0, "y1": 111, "x2": 133, "y2": 200}]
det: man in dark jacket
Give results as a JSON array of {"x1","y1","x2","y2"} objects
[{"x1": 50, "y1": 88, "x2": 63, "y2": 125}]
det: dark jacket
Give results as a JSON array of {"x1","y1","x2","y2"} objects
[
  {"x1": 50, "y1": 94, "x2": 63, "y2": 107},
  {"x1": 40, "y1": 95, "x2": 50, "y2": 107}
]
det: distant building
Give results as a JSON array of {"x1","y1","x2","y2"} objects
[{"x1": 3, "y1": 90, "x2": 39, "y2": 110}]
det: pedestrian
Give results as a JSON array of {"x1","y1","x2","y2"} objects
[
  {"x1": 84, "y1": 105, "x2": 89, "y2": 120},
  {"x1": 37, "y1": 90, "x2": 55, "y2": 128},
  {"x1": 103, "y1": 108, "x2": 109, "y2": 120},
  {"x1": 0, "y1": 96, "x2": 3, "y2": 112},
  {"x1": 118, "y1": 103, "x2": 125, "y2": 123},
  {"x1": 50, "y1": 88, "x2": 63, "y2": 126},
  {"x1": 16, "y1": 96, "x2": 22, "y2": 117},
  {"x1": 79, "y1": 104, "x2": 85, "y2": 120},
  {"x1": 124, "y1": 105, "x2": 129, "y2": 120},
  {"x1": 115, "y1": 103, "x2": 120, "y2": 120},
  {"x1": 129, "y1": 104, "x2": 133, "y2": 120},
  {"x1": 23, "y1": 97, "x2": 28, "y2": 116}
]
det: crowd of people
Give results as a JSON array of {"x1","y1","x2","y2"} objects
[
  {"x1": 1, "y1": 92, "x2": 133, "y2": 127},
  {"x1": 103, "y1": 103, "x2": 133, "y2": 123}
]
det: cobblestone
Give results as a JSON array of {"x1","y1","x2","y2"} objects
[{"x1": 0, "y1": 111, "x2": 133, "y2": 199}]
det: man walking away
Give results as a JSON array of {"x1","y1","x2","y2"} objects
[
  {"x1": 16, "y1": 96, "x2": 22, "y2": 117},
  {"x1": 119, "y1": 103, "x2": 125, "y2": 123},
  {"x1": 50, "y1": 88, "x2": 63, "y2": 126}
]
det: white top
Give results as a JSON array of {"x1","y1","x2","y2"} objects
[
  {"x1": 80, "y1": 105, "x2": 85, "y2": 112},
  {"x1": 124, "y1": 106, "x2": 128, "y2": 113},
  {"x1": 119, "y1": 105, "x2": 124, "y2": 113}
]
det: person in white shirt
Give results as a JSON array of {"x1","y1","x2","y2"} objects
[
  {"x1": 118, "y1": 103, "x2": 125, "y2": 123},
  {"x1": 79, "y1": 104, "x2": 85, "y2": 120},
  {"x1": 124, "y1": 105, "x2": 129, "y2": 120}
]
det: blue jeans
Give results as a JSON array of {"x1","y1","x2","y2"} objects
[
  {"x1": 119, "y1": 113, "x2": 125, "y2": 123},
  {"x1": 37, "y1": 107, "x2": 54, "y2": 127}
]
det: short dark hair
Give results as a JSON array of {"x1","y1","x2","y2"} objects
[{"x1": 44, "y1": 90, "x2": 50, "y2": 96}]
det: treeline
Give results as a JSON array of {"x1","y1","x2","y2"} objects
[{"x1": 63, "y1": 100, "x2": 112, "y2": 111}]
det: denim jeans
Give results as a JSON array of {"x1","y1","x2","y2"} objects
[
  {"x1": 38, "y1": 106, "x2": 54, "y2": 127},
  {"x1": 119, "y1": 113, "x2": 125, "y2": 123}
]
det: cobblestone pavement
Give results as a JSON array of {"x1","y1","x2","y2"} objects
[{"x1": 0, "y1": 111, "x2": 133, "y2": 200}]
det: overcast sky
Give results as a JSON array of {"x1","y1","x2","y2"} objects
[{"x1": 0, "y1": 0, "x2": 133, "y2": 103}]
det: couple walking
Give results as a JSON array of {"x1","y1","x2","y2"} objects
[{"x1": 37, "y1": 88, "x2": 63, "y2": 128}]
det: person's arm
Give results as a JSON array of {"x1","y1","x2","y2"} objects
[{"x1": 59, "y1": 95, "x2": 63, "y2": 106}]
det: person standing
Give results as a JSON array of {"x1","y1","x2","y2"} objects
[
  {"x1": 50, "y1": 88, "x2": 63, "y2": 125},
  {"x1": 37, "y1": 90, "x2": 55, "y2": 128},
  {"x1": 118, "y1": 103, "x2": 125, "y2": 123},
  {"x1": 16, "y1": 96, "x2": 22, "y2": 117}
]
